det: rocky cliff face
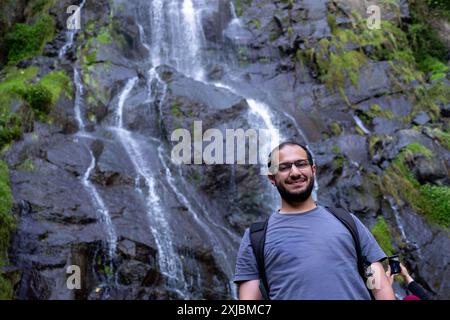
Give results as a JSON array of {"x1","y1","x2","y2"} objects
[{"x1": 0, "y1": 0, "x2": 449, "y2": 299}]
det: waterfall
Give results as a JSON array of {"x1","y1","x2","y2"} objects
[
  {"x1": 229, "y1": 1, "x2": 241, "y2": 25},
  {"x1": 111, "y1": 77, "x2": 188, "y2": 297},
  {"x1": 82, "y1": 149, "x2": 117, "y2": 258},
  {"x1": 58, "y1": 0, "x2": 86, "y2": 59},
  {"x1": 73, "y1": 69, "x2": 85, "y2": 131},
  {"x1": 385, "y1": 197, "x2": 424, "y2": 260},
  {"x1": 157, "y1": 145, "x2": 238, "y2": 299},
  {"x1": 353, "y1": 114, "x2": 371, "y2": 135}
]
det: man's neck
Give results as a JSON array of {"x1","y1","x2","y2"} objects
[{"x1": 279, "y1": 197, "x2": 317, "y2": 214}]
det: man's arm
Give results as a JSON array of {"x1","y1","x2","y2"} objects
[
  {"x1": 238, "y1": 280, "x2": 263, "y2": 300},
  {"x1": 369, "y1": 262, "x2": 396, "y2": 300}
]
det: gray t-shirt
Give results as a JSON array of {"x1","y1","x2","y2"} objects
[{"x1": 234, "y1": 206, "x2": 386, "y2": 300}]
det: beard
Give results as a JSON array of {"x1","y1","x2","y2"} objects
[{"x1": 275, "y1": 175, "x2": 315, "y2": 203}]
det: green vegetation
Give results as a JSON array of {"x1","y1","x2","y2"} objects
[
  {"x1": 0, "y1": 160, "x2": 15, "y2": 299},
  {"x1": 96, "y1": 27, "x2": 113, "y2": 45},
  {"x1": 383, "y1": 143, "x2": 450, "y2": 228},
  {"x1": 432, "y1": 128, "x2": 450, "y2": 150},
  {"x1": 331, "y1": 145, "x2": 345, "y2": 170},
  {"x1": 329, "y1": 122, "x2": 342, "y2": 136},
  {"x1": 408, "y1": 1, "x2": 450, "y2": 80},
  {"x1": 0, "y1": 67, "x2": 72, "y2": 147},
  {"x1": 358, "y1": 104, "x2": 395, "y2": 127},
  {"x1": 0, "y1": 67, "x2": 38, "y2": 147},
  {"x1": 39, "y1": 71, "x2": 73, "y2": 105},
  {"x1": 249, "y1": 19, "x2": 261, "y2": 29},
  {"x1": 17, "y1": 159, "x2": 35, "y2": 171},
  {"x1": 4, "y1": 15, "x2": 55, "y2": 64},
  {"x1": 171, "y1": 99, "x2": 183, "y2": 118},
  {"x1": 235, "y1": 0, "x2": 243, "y2": 17},
  {"x1": 371, "y1": 216, "x2": 395, "y2": 257}
]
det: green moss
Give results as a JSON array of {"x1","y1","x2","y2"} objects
[
  {"x1": 4, "y1": 15, "x2": 55, "y2": 64},
  {"x1": 96, "y1": 27, "x2": 113, "y2": 45},
  {"x1": 371, "y1": 216, "x2": 396, "y2": 257},
  {"x1": 326, "y1": 13, "x2": 337, "y2": 32},
  {"x1": 313, "y1": 35, "x2": 367, "y2": 94},
  {"x1": 329, "y1": 122, "x2": 342, "y2": 136},
  {"x1": 0, "y1": 160, "x2": 15, "y2": 299},
  {"x1": 432, "y1": 128, "x2": 450, "y2": 150},
  {"x1": 0, "y1": 67, "x2": 71, "y2": 147},
  {"x1": 39, "y1": 70, "x2": 73, "y2": 104},
  {"x1": 331, "y1": 146, "x2": 345, "y2": 170},
  {"x1": 368, "y1": 104, "x2": 395, "y2": 119},
  {"x1": 28, "y1": 0, "x2": 56, "y2": 17},
  {"x1": 249, "y1": 19, "x2": 261, "y2": 29},
  {"x1": 21, "y1": 83, "x2": 52, "y2": 115},
  {"x1": 235, "y1": 0, "x2": 243, "y2": 17},
  {"x1": 0, "y1": 67, "x2": 38, "y2": 147},
  {"x1": 369, "y1": 135, "x2": 382, "y2": 157},
  {"x1": 408, "y1": 1, "x2": 449, "y2": 80},
  {"x1": 17, "y1": 159, "x2": 35, "y2": 171},
  {"x1": 420, "y1": 185, "x2": 450, "y2": 227},
  {"x1": 171, "y1": 99, "x2": 183, "y2": 118},
  {"x1": 18, "y1": 70, "x2": 72, "y2": 118},
  {"x1": 383, "y1": 143, "x2": 450, "y2": 229},
  {"x1": 418, "y1": 55, "x2": 449, "y2": 81}
]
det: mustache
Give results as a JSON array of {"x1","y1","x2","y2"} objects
[{"x1": 285, "y1": 175, "x2": 308, "y2": 184}]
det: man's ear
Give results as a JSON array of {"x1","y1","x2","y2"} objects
[
  {"x1": 268, "y1": 173, "x2": 276, "y2": 185},
  {"x1": 311, "y1": 164, "x2": 317, "y2": 176}
]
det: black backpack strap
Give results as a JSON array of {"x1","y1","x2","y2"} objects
[
  {"x1": 249, "y1": 219, "x2": 270, "y2": 300},
  {"x1": 325, "y1": 205, "x2": 374, "y2": 299}
]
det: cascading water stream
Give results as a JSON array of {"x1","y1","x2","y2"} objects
[
  {"x1": 353, "y1": 114, "x2": 371, "y2": 135},
  {"x1": 385, "y1": 196, "x2": 424, "y2": 259},
  {"x1": 58, "y1": 0, "x2": 87, "y2": 59},
  {"x1": 111, "y1": 77, "x2": 189, "y2": 298},
  {"x1": 58, "y1": 1, "x2": 117, "y2": 266}
]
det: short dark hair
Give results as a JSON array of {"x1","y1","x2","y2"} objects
[{"x1": 267, "y1": 141, "x2": 314, "y2": 170}]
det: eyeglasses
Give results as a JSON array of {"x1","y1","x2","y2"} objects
[{"x1": 277, "y1": 160, "x2": 310, "y2": 173}]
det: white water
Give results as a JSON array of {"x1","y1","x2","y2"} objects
[
  {"x1": 353, "y1": 114, "x2": 371, "y2": 134},
  {"x1": 82, "y1": 150, "x2": 117, "y2": 257},
  {"x1": 58, "y1": 0, "x2": 86, "y2": 59},
  {"x1": 73, "y1": 69, "x2": 85, "y2": 131},
  {"x1": 67, "y1": 49, "x2": 117, "y2": 259},
  {"x1": 229, "y1": 1, "x2": 241, "y2": 26},
  {"x1": 141, "y1": 9, "x2": 239, "y2": 294},
  {"x1": 112, "y1": 77, "x2": 188, "y2": 296},
  {"x1": 157, "y1": 145, "x2": 238, "y2": 299},
  {"x1": 385, "y1": 197, "x2": 424, "y2": 259}
]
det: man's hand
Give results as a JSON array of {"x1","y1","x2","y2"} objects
[
  {"x1": 238, "y1": 280, "x2": 263, "y2": 300},
  {"x1": 368, "y1": 262, "x2": 396, "y2": 300}
]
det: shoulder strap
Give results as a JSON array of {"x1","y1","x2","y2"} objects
[
  {"x1": 249, "y1": 206, "x2": 374, "y2": 300},
  {"x1": 249, "y1": 220, "x2": 270, "y2": 300},
  {"x1": 324, "y1": 205, "x2": 375, "y2": 299}
]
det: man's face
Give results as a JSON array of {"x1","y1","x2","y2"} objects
[{"x1": 268, "y1": 145, "x2": 316, "y2": 203}]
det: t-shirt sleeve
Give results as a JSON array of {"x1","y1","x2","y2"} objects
[
  {"x1": 233, "y1": 228, "x2": 260, "y2": 283},
  {"x1": 351, "y1": 214, "x2": 387, "y2": 263}
]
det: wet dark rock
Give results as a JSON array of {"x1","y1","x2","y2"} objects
[
  {"x1": 117, "y1": 260, "x2": 151, "y2": 286},
  {"x1": 407, "y1": 152, "x2": 449, "y2": 185},
  {"x1": 440, "y1": 102, "x2": 450, "y2": 118},
  {"x1": 373, "y1": 117, "x2": 407, "y2": 135},
  {"x1": 345, "y1": 62, "x2": 393, "y2": 104},
  {"x1": 381, "y1": 129, "x2": 436, "y2": 161},
  {"x1": 412, "y1": 112, "x2": 431, "y2": 126}
]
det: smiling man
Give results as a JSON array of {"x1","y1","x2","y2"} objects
[{"x1": 233, "y1": 142, "x2": 395, "y2": 300}]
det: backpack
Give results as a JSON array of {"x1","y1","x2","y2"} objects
[{"x1": 249, "y1": 205, "x2": 374, "y2": 300}]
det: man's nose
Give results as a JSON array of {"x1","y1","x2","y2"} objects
[{"x1": 289, "y1": 164, "x2": 303, "y2": 177}]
